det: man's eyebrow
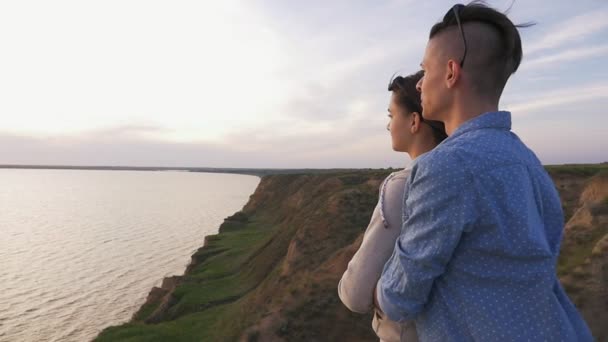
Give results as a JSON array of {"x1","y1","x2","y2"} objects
[{"x1": 387, "y1": 108, "x2": 391, "y2": 112}]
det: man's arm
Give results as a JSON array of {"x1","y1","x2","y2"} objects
[{"x1": 375, "y1": 153, "x2": 477, "y2": 322}]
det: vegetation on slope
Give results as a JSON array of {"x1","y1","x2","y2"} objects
[
  {"x1": 96, "y1": 171, "x2": 389, "y2": 341},
  {"x1": 96, "y1": 164, "x2": 608, "y2": 341},
  {"x1": 549, "y1": 166, "x2": 608, "y2": 341}
]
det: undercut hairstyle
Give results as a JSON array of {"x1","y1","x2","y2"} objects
[
  {"x1": 430, "y1": 1, "x2": 534, "y2": 99},
  {"x1": 388, "y1": 71, "x2": 448, "y2": 144}
]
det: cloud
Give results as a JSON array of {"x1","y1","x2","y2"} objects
[
  {"x1": 71, "y1": 124, "x2": 173, "y2": 140},
  {"x1": 0, "y1": 114, "x2": 403, "y2": 168},
  {"x1": 522, "y1": 45, "x2": 608, "y2": 70},
  {"x1": 505, "y1": 82, "x2": 608, "y2": 114},
  {"x1": 0, "y1": 0, "x2": 287, "y2": 140},
  {"x1": 1, "y1": 1, "x2": 606, "y2": 167},
  {"x1": 525, "y1": 9, "x2": 608, "y2": 55},
  {"x1": 0, "y1": 130, "x2": 242, "y2": 168},
  {"x1": 221, "y1": 110, "x2": 391, "y2": 154}
]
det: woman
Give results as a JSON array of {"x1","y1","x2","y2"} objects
[{"x1": 338, "y1": 70, "x2": 447, "y2": 342}]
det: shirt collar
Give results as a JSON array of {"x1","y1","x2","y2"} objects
[
  {"x1": 448, "y1": 111, "x2": 512, "y2": 140},
  {"x1": 404, "y1": 151, "x2": 429, "y2": 171}
]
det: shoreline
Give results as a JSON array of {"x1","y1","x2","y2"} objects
[
  {"x1": 127, "y1": 178, "x2": 264, "y2": 325},
  {"x1": 0, "y1": 164, "x2": 366, "y2": 177},
  {"x1": 94, "y1": 170, "x2": 390, "y2": 341},
  {"x1": 95, "y1": 165, "x2": 608, "y2": 341}
]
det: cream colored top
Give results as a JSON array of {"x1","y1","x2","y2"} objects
[{"x1": 338, "y1": 169, "x2": 418, "y2": 342}]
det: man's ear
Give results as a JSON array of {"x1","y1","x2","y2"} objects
[
  {"x1": 410, "y1": 112, "x2": 422, "y2": 134},
  {"x1": 446, "y1": 60, "x2": 460, "y2": 89}
]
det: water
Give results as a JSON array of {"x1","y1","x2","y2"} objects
[{"x1": 0, "y1": 169, "x2": 259, "y2": 342}]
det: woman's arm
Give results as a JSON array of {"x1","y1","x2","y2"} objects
[{"x1": 338, "y1": 172, "x2": 408, "y2": 313}]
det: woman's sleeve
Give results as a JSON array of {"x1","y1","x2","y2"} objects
[{"x1": 338, "y1": 174, "x2": 406, "y2": 313}]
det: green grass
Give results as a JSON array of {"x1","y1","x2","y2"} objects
[
  {"x1": 97, "y1": 305, "x2": 236, "y2": 342},
  {"x1": 132, "y1": 301, "x2": 161, "y2": 322},
  {"x1": 95, "y1": 213, "x2": 283, "y2": 341},
  {"x1": 188, "y1": 226, "x2": 273, "y2": 279}
]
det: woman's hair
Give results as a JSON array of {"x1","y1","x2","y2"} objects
[{"x1": 388, "y1": 70, "x2": 448, "y2": 144}]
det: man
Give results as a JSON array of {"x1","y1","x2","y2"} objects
[{"x1": 375, "y1": 3, "x2": 593, "y2": 341}]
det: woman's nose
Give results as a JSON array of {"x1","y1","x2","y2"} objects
[{"x1": 386, "y1": 122, "x2": 390, "y2": 131}]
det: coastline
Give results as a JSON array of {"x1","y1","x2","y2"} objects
[
  {"x1": 95, "y1": 165, "x2": 608, "y2": 341},
  {"x1": 0, "y1": 169, "x2": 260, "y2": 342},
  {"x1": 0, "y1": 164, "x2": 365, "y2": 177},
  {"x1": 130, "y1": 213, "x2": 252, "y2": 325},
  {"x1": 95, "y1": 170, "x2": 391, "y2": 341}
]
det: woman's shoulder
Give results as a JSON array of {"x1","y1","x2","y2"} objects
[
  {"x1": 383, "y1": 169, "x2": 411, "y2": 185},
  {"x1": 379, "y1": 169, "x2": 410, "y2": 201}
]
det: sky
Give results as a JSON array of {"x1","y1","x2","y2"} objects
[{"x1": 0, "y1": 0, "x2": 606, "y2": 168}]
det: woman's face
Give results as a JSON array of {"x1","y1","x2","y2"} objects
[{"x1": 387, "y1": 92, "x2": 413, "y2": 152}]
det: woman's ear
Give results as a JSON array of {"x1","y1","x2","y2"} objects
[{"x1": 410, "y1": 112, "x2": 422, "y2": 134}]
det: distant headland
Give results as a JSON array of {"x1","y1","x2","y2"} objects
[{"x1": 0, "y1": 164, "x2": 370, "y2": 177}]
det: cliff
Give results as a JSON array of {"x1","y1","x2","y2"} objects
[
  {"x1": 552, "y1": 168, "x2": 608, "y2": 341},
  {"x1": 95, "y1": 165, "x2": 608, "y2": 341}
]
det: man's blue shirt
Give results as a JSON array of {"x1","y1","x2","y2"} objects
[{"x1": 376, "y1": 111, "x2": 593, "y2": 341}]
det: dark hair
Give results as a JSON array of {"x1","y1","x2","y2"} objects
[
  {"x1": 430, "y1": 1, "x2": 534, "y2": 98},
  {"x1": 388, "y1": 71, "x2": 448, "y2": 144}
]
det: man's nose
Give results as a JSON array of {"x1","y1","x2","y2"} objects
[{"x1": 416, "y1": 77, "x2": 423, "y2": 93}]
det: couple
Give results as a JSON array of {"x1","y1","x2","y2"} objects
[{"x1": 339, "y1": 3, "x2": 593, "y2": 342}]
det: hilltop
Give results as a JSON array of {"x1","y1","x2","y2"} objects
[{"x1": 95, "y1": 164, "x2": 608, "y2": 341}]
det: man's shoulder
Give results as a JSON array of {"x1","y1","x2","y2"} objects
[
  {"x1": 411, "y1": 145, "x2": 471, "y2": 185},
  {"x1": 417, "y1": 142, "x2": 467, "y2": 170}
]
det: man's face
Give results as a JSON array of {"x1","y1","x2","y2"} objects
[{"x1": 417, "y1": 38, "x2": 448, "y2": 122}]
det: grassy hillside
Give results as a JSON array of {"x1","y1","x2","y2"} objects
[
  {"x1": 96, "y1": 164, "x2": 608, "y2": 341},
  {"x1": 548, "y1": 165, "x2": 608, "y2": 340}
]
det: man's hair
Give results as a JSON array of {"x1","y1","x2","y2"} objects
[
  {"x1": 429, "y1": 1, "x2": 533, "y2": 99},
  {"x1": 388, "y1": 71, "x2": 448, "y2": 144}
]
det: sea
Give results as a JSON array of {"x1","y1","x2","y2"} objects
[{"x1": 0, "y1": 169, "x2": 260, "y2": 342}]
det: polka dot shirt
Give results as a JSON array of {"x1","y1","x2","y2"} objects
[{"x1": 376, "y1": 111, "x2": 593, "y2": 341}]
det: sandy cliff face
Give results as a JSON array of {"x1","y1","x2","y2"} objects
[
  {"x1": 235, "y1": 173, "x2": 384, "y2": 342},
  {"x1": 239, "y1": 170, "x2": 608, "y2": 341},
  {"x1": 557, "y1": 172, "x2": 608, "y2": 341},
  {"x1": 98, "y1": 171, "x2": 388, "y2": 341},
  {"x1": 240, "y1": 170, "x2": 608, "y2": 341}
]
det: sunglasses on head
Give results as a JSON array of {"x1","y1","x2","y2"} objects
[{"x1": 443, "y1": 4, "x2": 468, "y2": 68}]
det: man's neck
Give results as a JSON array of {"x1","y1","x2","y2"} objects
[{"x1": 444, "y1": 99, "x2": 498, "y2": 136}]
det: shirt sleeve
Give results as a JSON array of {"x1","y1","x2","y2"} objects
[{"x1": 375, "y1": 151, "x2": 478, "y2": 322}]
